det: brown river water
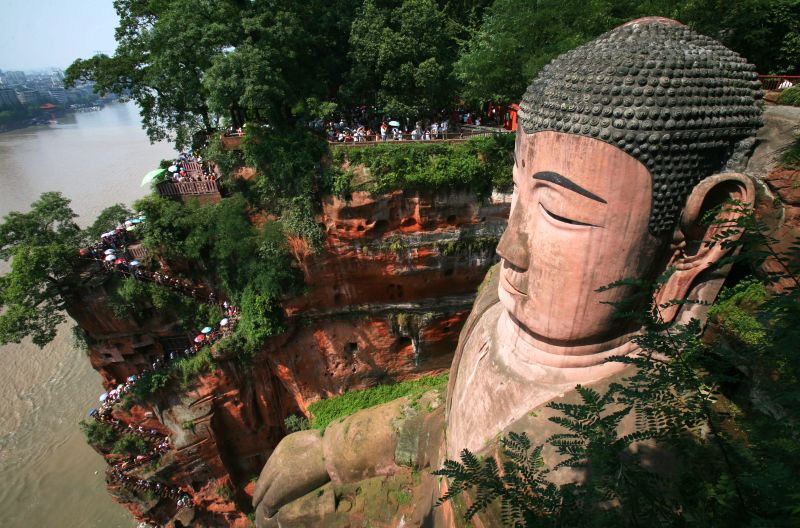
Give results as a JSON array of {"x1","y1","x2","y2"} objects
[{"x1": 0, "y1": 102, "x2": 175, "y2": 527}]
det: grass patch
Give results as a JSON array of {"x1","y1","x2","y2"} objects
[{"x1": 308, "y1": 373, "x2": 448, "y2": 431}]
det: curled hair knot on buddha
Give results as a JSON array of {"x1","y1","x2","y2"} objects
[{"x1": 518, "y1": 17, "x2": 763, "y2": 234}]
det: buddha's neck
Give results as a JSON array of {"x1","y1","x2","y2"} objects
[{"x1": 494, "y1": 310, "x2": 639, "y2": 383}]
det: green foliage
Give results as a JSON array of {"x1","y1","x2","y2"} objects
[
  {"x1": 308, "y1": 373, "x2": 448, "y2": 431},
  {"x1": 0, "y1": 192, "x2": 82, "y2": 347},
  {"x1": 181, "y1": 420, "x2": 196, "y2": 432},
  {"x1": 202, "y1": 135, "x2": 244, "y2": 179},
  {"x1": 436, "y1": 432, "x2": 561, "y2": 526},
  {"x1": 104, "y1": 275, "x2": 220, "y2": 330},
  {"x1": 173, "y1": 348, "x2": 215, "y2": 388},
  {"x1": 332, "y1": 134, "x2": 514, "y2": 199},
  {"x1": 342, "y1": 0, "x2": 458, "y2": 118},
  {"x1": 777, "y1": 86, "x2": 800, "y2": 106},
  {"x1": 111, "y1": 434, "x2": 149, "y2": 456},
  {"x1": 436, "y1": 233, "x2": 501, "y2": 257},
  {"x1": 708, "y1": 278, "x2": 768, "y2": 346},
  {"x1": 216, "y1": 482, "x2": 235, "y2": 501},
  {"x1": 395, "y1": 489, "x2": 412, "y2": 505},
  {"x1": 79, "y1": 420, "x2": 118, "y2": 450},
  {"x1": 456, "y1": 0, "x2": 800, "y2": 105},
  {"x1": 134, "y1": 194, "x2": 302, "y2": 350},
  {"x1": 85, "y1": 204, "x2": 132, "y2": 240},
  {"x1": 284, "y1": 414, "x2": 311, "y2": 433},
  {"x1": 71, "y1": 325, "x2": 90, "y2": 353},
  {"x1": 130, "y1": 348, "x2": 215, "y2": 401}
]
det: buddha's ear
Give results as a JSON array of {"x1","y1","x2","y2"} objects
[{"x1": 655, "y1": 172, "x2": 755, "y2": 323}]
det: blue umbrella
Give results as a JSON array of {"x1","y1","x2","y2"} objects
[
  {"x1": 129, "y1": 260, "x2": 140, "y2": 267},
  {"x1": 201, "y1": 326, "x2": 213, "y2": 334},
  {"x1": 88, "y1": 408, "x2": 98, "y2": 417},
  {"x1": 99, "y1": 392, "x2": 108, "y2": 402},
  {"x1": 127, "y1": 375, "x2": 137, "y2": 382},
  {"x1": 388, "y1": 120, "x2": 400, "y2": 127}
]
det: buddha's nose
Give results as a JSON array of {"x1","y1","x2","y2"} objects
[{"x1": 496, "y1": 201, "x2": 529, "y2": 270}]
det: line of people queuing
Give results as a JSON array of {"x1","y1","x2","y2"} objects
[
  {"x1": 83, "y1": 215, "x2": 242, "y2": 513},
  {"x1": 80, "y1": 215, "x2": 221, "y2": 305},
  {"x1": 326, "y1": 118, "x2": 454, "y2": 143}
]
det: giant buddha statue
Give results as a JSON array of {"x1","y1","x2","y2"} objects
[{"x1": 253, "y1": 17, "x2": 763, "y2": 527}]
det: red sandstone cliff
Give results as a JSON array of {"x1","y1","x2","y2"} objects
[{"x1": 67, "y1": 189, "x2": 510, "y2": 526}]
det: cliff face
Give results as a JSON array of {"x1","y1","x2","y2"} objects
[{"x1": 68, "y1": 188, "x2": 509, "y2": 526}]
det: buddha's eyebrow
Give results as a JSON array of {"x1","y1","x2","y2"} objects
[{"x1": 533, "y1": 171, "x2": 607, "y2": 204}]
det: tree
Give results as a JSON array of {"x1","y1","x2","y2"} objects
[
  {"x1": 65, "y1": 0, "x2": 241, "y2": 149},
  {"x1": 0, "y1": 192, "x2": 82, "y2": 346},
  {"x1": 343, "y1": 0, "x2": 459, "y2": 118},
  {"x1": 86, "y1": 203, "x2": 132, "y2": 240}
]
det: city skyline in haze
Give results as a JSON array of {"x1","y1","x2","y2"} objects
[{"x1": 0, "y1": 0, "x2": 119, "y2": 71}]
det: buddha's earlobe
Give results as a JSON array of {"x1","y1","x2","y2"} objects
[{"x1": 655, "y1": 172, "x2": 756, "y2": 323}]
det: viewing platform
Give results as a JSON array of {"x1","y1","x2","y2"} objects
[{"x1": 156, "y1": 180, "x2": 221, "y2": 205}]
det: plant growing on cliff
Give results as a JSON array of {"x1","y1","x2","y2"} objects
[
  {"x1": 0, "y1": 192, "x2": 83, "y2": 347},
  {"x1": 79, "y1": 420, "x2": 118, "y2": 450},
  {"x1": 308, "y1": 373, "x2": 448, "y2": 431},
  {"x1": 331, "y1": 135, "x2": 514, "y2": 199},
  {"x1": 85, "y1": 204, "x2": 132, "y2": 240},
  {"x1": 111, "y1": 434, "x2": 150, "y2": 456}
]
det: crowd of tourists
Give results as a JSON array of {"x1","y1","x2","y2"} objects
[
  {"x1": 79, "y1": 215, "x2": 220, "y2": 304},
  {"x1": 165, "y1": 152, "x2": 216, "y2": 183},
  {"x1": 108, "y1": 467, "x2": 192, "y2": 508},
  {"x1": 82, "y1": 211, "x2": 244, "y2": 515},
  {"x1": 325, "y1": 117, "x2": 455, "y2": 143}
]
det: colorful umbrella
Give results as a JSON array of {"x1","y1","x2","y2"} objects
[
  {"x1": 114, "y1": 258, "x2": 126, "y2": 265},
  {"x1": 141, "y1": 168, "x2": 167, "y2": 187},
  {"x1": 220, "y1": 318, "x2": 229, "y2": 327},
  {"x1": 104, "y1": 249, "x2": 115, "y2": 255},
  {"x1": 129, "y1": 260, "x2": 140, "y2": 267},
  {"x1": 99, "y1": 392, "x2": 108, "y2": 402},
  {"x1": 168, "y1": 165, "x2": 178, "y2": 172},
  {"x1": 194, "y1": 335, "x2": 205, "y2": 343},
  {"x1": 88, "y1": 408, "x2": 98, "y2": 417},
  {"x1": 104, "y1": 255, "x2": 116, "y2": 262},
  {"x1": 127, "y1": 375, "x2": 137, "y2": 382},
  {"x1": 201, "y1": 326, "x2": 213, "y2": 334},
  {"x1": 388, "y1": 120, "x2": 400, "y2": 127}
]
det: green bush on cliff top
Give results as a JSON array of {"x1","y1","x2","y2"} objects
[
  {"x1": 308, "y1": 373, "x2": 448, "y2": 431},
  {"x1": 330, "y1": 135, "x2": 514, "y2": 199}
]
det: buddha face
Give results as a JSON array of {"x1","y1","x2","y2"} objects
[{"x1": 496, "y1": 129, "x2": 669, "y2": 346}]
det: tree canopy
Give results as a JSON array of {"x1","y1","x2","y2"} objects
[
  {"x1": 65, "y1": 0, "x2": 799, "y2": 147},
  {"x1": 0, "y1": 193, "x2": 83, "y2": 346}
]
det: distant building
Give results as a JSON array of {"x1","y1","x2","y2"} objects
[
  {"x1": 2, "y1": 71, "x2": 26, "y2": 85},
  {"x1": 0, "y1": 87, "x2": 20, "y2": 108},
  {"x1": 16, "y1": 88, "x2": 41, "y2": 105},
  {"x1": 47, "y1": 88, "x2": 67, "y2": 104}
]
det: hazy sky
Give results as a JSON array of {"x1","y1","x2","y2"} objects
[{"x1": 0, "y1": 0, "x2": 119, "y2": 71}]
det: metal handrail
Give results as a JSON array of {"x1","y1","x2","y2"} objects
[{"x1": 758, "y1": 75, "x2": 800, "y2": 91}]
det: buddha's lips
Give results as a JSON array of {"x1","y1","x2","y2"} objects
[{"x1": 501, "y1": 268, "x2": 528, "y2": 297}]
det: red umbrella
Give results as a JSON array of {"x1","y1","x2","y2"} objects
[
  {"x1": 79, "y1": 248, "x2": 88, "y2": 256},
  {"x1": 114, "y1": 258, "x2": 126, "y2": 265},
  {"x1": 194, "y1": 335, "x2": 205, "y2": 343}
]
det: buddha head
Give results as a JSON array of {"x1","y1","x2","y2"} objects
[{"x1": 496, "y1": 17, "x2": 763, "y2": 362}]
